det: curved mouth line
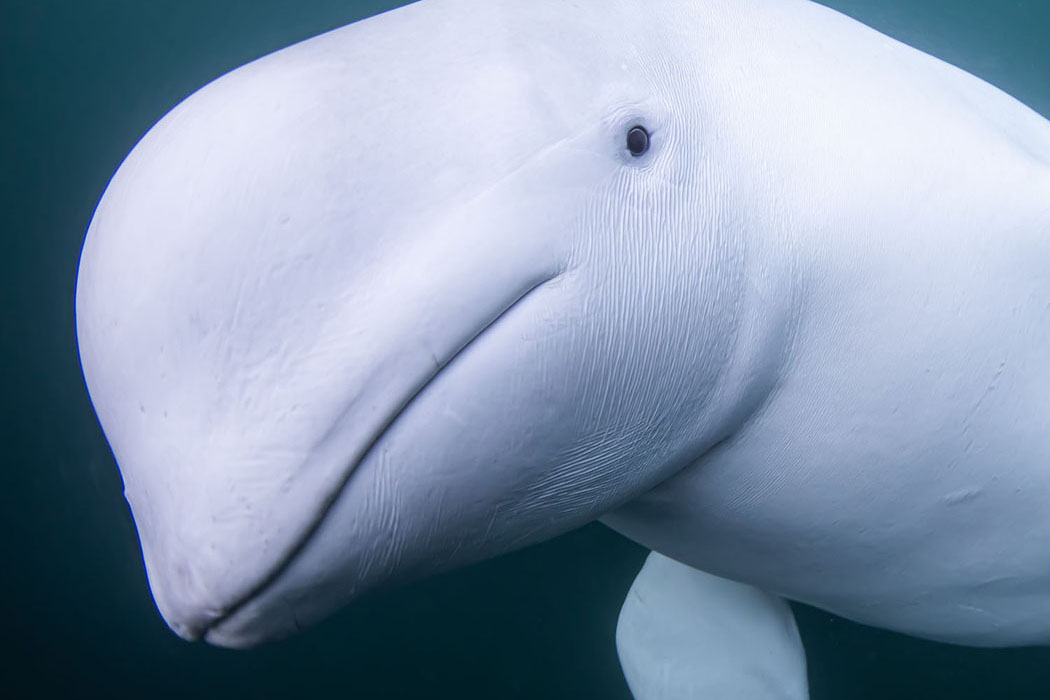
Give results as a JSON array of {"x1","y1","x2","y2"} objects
[{"x1": 199, "y1": 274, "x2": 559, "y2": 641}]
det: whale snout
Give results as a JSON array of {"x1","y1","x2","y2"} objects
[
  {"x1": 151, "y1": 537, "x2": 318, "y2": 647},
  {"x1": 152, "y1": 560, "x2": 228, "y2": 643},
  {"x1": 76, "y1": 12, "x2": 574, "y2": 645}
]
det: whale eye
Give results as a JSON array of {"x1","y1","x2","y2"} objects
[{"x1": 626, "y1": 126, "x2": 650, "y2": 157}]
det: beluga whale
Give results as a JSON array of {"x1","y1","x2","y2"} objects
[{"x1": 75, "y1": 0, "x2": 1050, "y2": 696}]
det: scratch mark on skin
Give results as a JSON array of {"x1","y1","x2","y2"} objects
[
  {"x1": 962, "y1": 360, "x2": 1007, "y2": 433},
  {"x1": 943, "y1": 486, "x2": 982, "y2": 506}
]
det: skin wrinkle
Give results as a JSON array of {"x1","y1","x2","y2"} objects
[{"x1": 519, "y1": 103, "x2": 749, "y2": 520}]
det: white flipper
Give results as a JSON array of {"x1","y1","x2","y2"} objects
[{"x1": 617, "y1": 553, "x2": 809, "y2": 700}]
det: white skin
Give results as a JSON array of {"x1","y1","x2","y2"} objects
[{"x1": 77, "y1": 0, "x2": 1050, "y2": 690}]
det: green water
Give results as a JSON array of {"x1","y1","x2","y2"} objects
[{"x1": 1, "y1": 1, "x2": 1048, "y2": 697}]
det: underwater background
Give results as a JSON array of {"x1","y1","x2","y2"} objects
[{"x1": 1, "y1": 1, "x2": 1048, "y2": 697}]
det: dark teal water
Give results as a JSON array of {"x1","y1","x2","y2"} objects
[{"x1": 1, "y1": 1, "x2": 1048, "y2": 697}]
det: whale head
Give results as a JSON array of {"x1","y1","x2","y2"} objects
[{"x1": 76, "y1": 0, "x2": 785, "y2": 647}]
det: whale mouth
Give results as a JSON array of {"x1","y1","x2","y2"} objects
[{"x1": 192, "y1": 274, "x2": 559, "y2": 646}]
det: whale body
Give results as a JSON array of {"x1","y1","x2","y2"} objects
[{"x1": 76, "y1": 0, "x2": 1050, "y2": 696}]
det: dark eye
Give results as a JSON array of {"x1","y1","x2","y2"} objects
[{"x1": 626, "y1": 126, "x2": 650, "y2": 157}]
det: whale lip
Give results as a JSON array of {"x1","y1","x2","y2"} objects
[{"x1": 178, "y1": 274, "x2": 560, "y2": 648}]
